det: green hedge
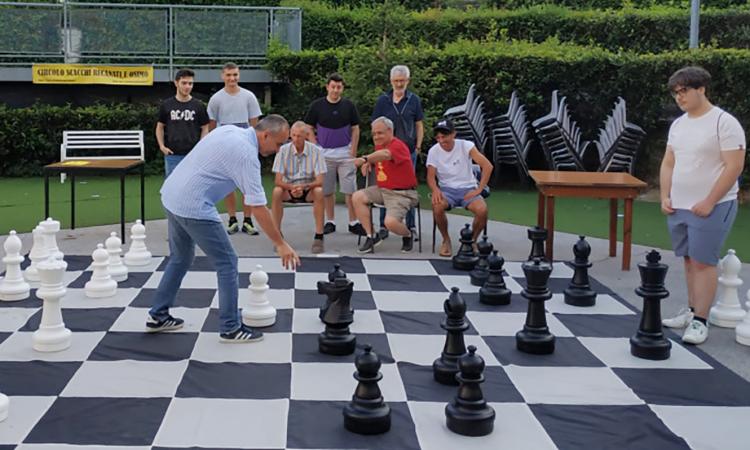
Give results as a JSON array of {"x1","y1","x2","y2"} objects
[
  {"x1": 266, "y1": 40, "x2": 750, "y2": 183},
  {"x1": 0, "y1": 104, "x2": 163, "y2": 177},
  {"x1": 288, "y1": 1, "x2": 750, "y2": 53}
]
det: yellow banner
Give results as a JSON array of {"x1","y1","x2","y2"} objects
[{"x1": 32, "y1": 64, "x2": 153, "y2": 85}]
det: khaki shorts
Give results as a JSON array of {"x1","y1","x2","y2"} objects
[
  {"x1": 362, "y1": 186, "x2": 418, "y2": 222},
  {"x1": 323, "y1": 157, "x2": 356, "y2": 195}
]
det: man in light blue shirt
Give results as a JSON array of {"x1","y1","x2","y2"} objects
[{"x1": 148, "y1": 114, "x2": 300, "y2": 343}]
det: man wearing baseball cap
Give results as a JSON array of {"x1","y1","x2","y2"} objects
[{"x1": 426, "y1": 119, "x2": 493, "y2": 257}]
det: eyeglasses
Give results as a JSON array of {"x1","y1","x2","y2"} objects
[{"x1": 670, "y1": 87, "x2": 691, "y2": 98}]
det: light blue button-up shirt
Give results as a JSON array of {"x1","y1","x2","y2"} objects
[{"x1": 161, "y1": 125, "x2": 267, "y2": 222}]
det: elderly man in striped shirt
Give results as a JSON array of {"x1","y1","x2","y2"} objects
[
  {"x1": 271, "y1": 121, "x2": 328, "y2": 254},
  {"x1": 149, "y1": 114, "x2": 300, "y2": 343}
]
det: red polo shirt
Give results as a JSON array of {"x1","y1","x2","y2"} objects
[{"x1": 373, "y1": 137, "x2": 417, "y2": 190}]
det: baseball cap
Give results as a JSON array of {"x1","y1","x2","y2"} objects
[{"x1": 433, "y1": 119, "x2": 455, "y2": 134}]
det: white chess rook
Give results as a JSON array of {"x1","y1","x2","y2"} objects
[
  {"x1": 106, "y1": 232, "x2": 128, "y2": 282},
  {"x1": 0, "y1": 392, "x2": 7, "y2": 422},
  {"x1": 0, "y1": 230, "x2": 30, "y2": 301},
  {"x1": 709, "y1": 249, "x2": 745, "y2": 328},
  {"x1": 24, "y1": 226, "x2": 49, "y2": 284},
  {"x1": 85, "y1": 244, "x2": 117, "y2": 298},
  {"x1": 40, "y1": 217, "x2": 64, "y2": 260},
  {"x1": 242, "y1": 264, "x2": 276, "y2": 327},
  {"x1": 735, "y1": 289, "x2": 750, "y2": 346},
  {"x1": 124, "y1": 219, "x2": 152, "y2": 266},
  {"x1": 32, "y1": 255, "x2": 71, "y2": 352}
]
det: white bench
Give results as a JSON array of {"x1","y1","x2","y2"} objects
[{"x1": 59, "y1": 130, "x2": 144, "y2": 182}]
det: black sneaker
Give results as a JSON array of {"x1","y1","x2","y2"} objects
[
  {"x1": 219, "y1": 324, "x2": 264, "y2": 343},
  {"x1": 242, "y1": 219, "x2": 259, "y2": 236},
  {"x1": 227, "y1": 218, "x2": 239, "y2": 235},
  {"x1": 146, "y1": 314, "x2": 184, "y2": 333},
  {"x1": 357, "y1": 235, "x2": 382, "y2": 254},
  {"x1": 323, "y1": 222, "x2": 336, "y2": 234},
  {"x1": 401, "y1": 234, "x2": 414, "y2": 253},
  {"x1": 349, "y1": 222, "x2": 367, "y2": 236},
  {"x1": 377, "y1": 228, "x2": 389, "y2": 240}
]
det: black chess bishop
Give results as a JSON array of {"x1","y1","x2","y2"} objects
[{"x1": 433, "y1": 287, "x2": 468, "y2": 385}]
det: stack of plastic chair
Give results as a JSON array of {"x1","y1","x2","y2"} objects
[
  {"x1": 531, "y1": 90, "x2": 587, "y2": 171},
  {"x1": 486, "y1": 91, "x2": 532, "y2": 182},
  {"x1": 583, "y1": 97, "x2": 646, "y2": 174},
  {"x1": 443, "y1": 84, "x2": 490, "y2": 154}
]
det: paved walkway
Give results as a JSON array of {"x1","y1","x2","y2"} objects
[{"x1": 3, "y1": 204, "x2": 750, "y2": 380}]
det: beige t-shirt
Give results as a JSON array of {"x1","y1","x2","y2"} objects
[{"x1": 667, "y1": 107, "x2": 746, "y2": 209}]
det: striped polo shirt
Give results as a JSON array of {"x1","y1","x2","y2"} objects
[
  {"x1": 272, "y1": 141, "x2": 327, "y2": 185},
  {"x1": 161, "y1": 126, "x2": 267, "y2": 222}
]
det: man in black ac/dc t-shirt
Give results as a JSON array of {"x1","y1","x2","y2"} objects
[{"x1": 156, "y1": 68, "x2": 210, "y2": 177}]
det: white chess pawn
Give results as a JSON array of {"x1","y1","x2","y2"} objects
[
  {"x1": 736, "y1": 289, "x2": 750, "y2": 346},
  {"x1": 124, "y1": 220, "x2": 152, "y2": 266},
  {"x1": 32, "y1": 255, "x2": 71, "y2": 352},
  {"x1": 0, "y1": 230, "x2": 30, "y2": 301},
  {"x1": 85, "y1": 244, "x2": 117, "y2": 298},
  {"x1": 0, "y1": 392, "x2": 7, "y2": 422},
  {"x1": 24, "y1": 226, "x2": 49, "y2": 285},
  {"x1": 105, "y1": 232, "x2": 128, "y2": 282},
  {"x1": 40, "y1": 217, "x2": 64, "y2": 260},
  {"x1": 242, "y1": 264, "x2": 276, "y2": 327},
  {"x1": 709, "y1": 249, "x2": 745, "y2": 328}
]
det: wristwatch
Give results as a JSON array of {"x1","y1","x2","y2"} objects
[{"x1": 362, "y1": 155, "x2": 368, "y2": 163}]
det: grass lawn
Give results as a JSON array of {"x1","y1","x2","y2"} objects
[{"x1": 1, "y1": 175, "x2": 748, "y2": 257}]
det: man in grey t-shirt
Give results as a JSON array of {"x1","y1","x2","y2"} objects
[{"x1": 208, "y1": 62, "x2": 263, "y2": 235}]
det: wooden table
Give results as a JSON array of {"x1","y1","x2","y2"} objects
[
  {"x1": 529, "y1": 171, "x2": 647, "y2": 270},
  {"x1": 43, "y1": 159, "x2": 145, "y2": 244}
]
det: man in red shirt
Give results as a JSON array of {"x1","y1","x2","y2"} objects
[{"x1": 352, "y1": 116, "x2": 419, "y2": 253}]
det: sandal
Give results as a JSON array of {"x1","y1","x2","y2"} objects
[{"x1": 439, "y1": 240, "x2": 452, "y2": 257}]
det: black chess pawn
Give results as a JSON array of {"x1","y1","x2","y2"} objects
[
  {"x1": 319, "y1": 263, "x2": 348, "y2": 320},
  {"x1": 452, "y1": 224, "x2": 479, "y2": 271},
  {"x1": 479, "y1": 251, "x2": 511, "y2": 305},
  {"x1": 630, "y1": 250, "x2": 672, "y2": 360},
  {"x1": 318, "y1": 266, "x2": 356, "y2": 355},
  {"x1": 433, "y1": 287, "x2": 468, "y2": 385},
  {"x1": 527, "y1": 226, "x2": 547, "y2": 261},
  {"x1": 564, "y1": 236, "x2": 597, "y2": 307},
  {"x1": 445, "y1": 345, "x2": 495, "y2": 436},
  {"x1": 343, "y1": 344, "x2": 391, "y2": 434},
  {"x1": 470, "y1": 236, "x2": 493, "y2": 286},
  {"x1": 516, "y1": 257, "x2": 555, "y2": 354}
]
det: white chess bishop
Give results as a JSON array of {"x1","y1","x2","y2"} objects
[
  {"x1": 105, "y1": 232, "x2": 128, "y2": 282},
  {"x1": 242, "y1": 264, "x2": 276, "y2": 327},
  {"x1": 124, "y1": 220, "x2": 152, "y2": 266},
  {"x1": 40, "y1": 217, "x2": 64, "y2": 260},
  {"x1": 85, "y1": 243, "x2": 117, "y2": 298},
  {"x1": 24, "y1": 226, "x2": 49, "y2": 285},
  {"x1": 32, "y1": 254, "x2": 71, "y2": 352},
  {"x1": 709, "y1": 249, "x2": 746, "y2": 328},
  {"x1": 0, "y1": 230, "x2": 30, "y2": 301}
]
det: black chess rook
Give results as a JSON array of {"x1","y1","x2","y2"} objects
[
  {"x1": 452, "y1": 224, "x2": 479, "y2": 271},
  {"x1": 516, "y1": 257, "x2": 555, "y2": 354},
  {"x1": 479, "y1": 250, "x2": 512, "y2": 305},
  {"x1": 433, "y1": 287, "x2": 469, "y2": 385},
  {"x1": 318, "y1": 265, "x2": 356, "y2": 355},
  {"x1": 527, "y1": 226, "x2": 547, "y2": 261},
  {"x1": 564, "y1": 236, "x2": 597, "y2": 307},
  {"x1": 630, "y1": 250, "x2": 672, "y2": 360},
  {"x1": 470, "y1": 236, "x2": 493, "y2": 286},
  {"x1": 445, "y1": 345, "x2": 495, "y2": 436},
  {"x1": 343, "y1": 344, "x2": 391, "y2": 435}
]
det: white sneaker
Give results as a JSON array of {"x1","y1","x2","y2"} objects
[
  {"x1": 662, "y1": 307, "x2": 694, "y2": 328},
  {"x1": 682, "y1": 320, "x2": 708, "y2": 345}
]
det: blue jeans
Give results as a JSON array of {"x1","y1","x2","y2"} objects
[
  {"x1": 380, "y1": 151, "x2": 417, "y2": 229},
  {"x1": 149, "y1": 210, "x2": 241, "y2": 334},
  {"x1": 164, "y1": 154, "x2": 186, "y2": 178}
]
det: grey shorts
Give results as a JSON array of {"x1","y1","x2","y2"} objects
[
  {"x1": 323, "y1": 157, "x2": 356, "y2": 196},
  {"x1": 667, "y1": 200, "x2": 737, "y2": 265},
  {"x1": 362, "y1": 186, "x2": 418, "y2": 222}
]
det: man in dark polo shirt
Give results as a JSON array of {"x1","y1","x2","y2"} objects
[
  {"x1": 352, "y1": 116, "x2": 419, "y2": 253},
  {"x1": 156, "y1": 68, "x2": 209, "y2": 177}
]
